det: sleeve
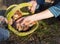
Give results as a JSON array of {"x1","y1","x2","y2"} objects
[
  {"x1": 49, "y1": 2, "x2": 60, "y2": 17},
  {"x1": 36, "y1": 0, "x2": 45, "y2": 4}
]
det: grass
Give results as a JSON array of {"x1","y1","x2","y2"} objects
[
  {"x1": 0, "y1": 0, "x2": 60, "y2": 44},
  {"x1": 0, "y1": 18, "x2": 60, "y2": 44}
]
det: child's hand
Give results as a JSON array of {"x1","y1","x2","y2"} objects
[{"x1": 28, "y1": 1, "x2": 37, "y2": 13}]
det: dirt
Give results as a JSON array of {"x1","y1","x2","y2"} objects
[
  {"x1": 0, "y1": 18, "x2": 60, "y2": 44},
  {"x1": 0, "y1": 0, "x2": 60, "y2": 44}
]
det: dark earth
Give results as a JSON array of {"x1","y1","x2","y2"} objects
[{"x1": 0, "y1": 0, "x2": 60, "y2": 44}]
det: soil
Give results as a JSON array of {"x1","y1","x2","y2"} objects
[
  {"x1": 0, "y1": 0, "x2": 60, "y2": 44},
  {"x1": 0, "y1": 18, "x2": 60, "y2": 44}
]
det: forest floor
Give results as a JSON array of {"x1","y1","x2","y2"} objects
[
  {"x1": 0, "y1": 18, "x2": 60, "y2": 44},
  {"x1": 0, "y1": 0, "x2": 60, "y2": 44}
]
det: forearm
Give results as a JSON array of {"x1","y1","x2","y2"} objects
[
  {"x1": 32, "y1": 2, "x2": 60, "y2": 21},
  {"x1": 31, "y1": 9, "x2": 54, "y2": 21}
]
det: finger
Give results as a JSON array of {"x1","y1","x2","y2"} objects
[
  {"x1": 8, "y1": 19, "x2": 13, "y2": 25},
  {"x1": 16, "y1": 24, "x2": 23, "y2": 31},
  {"x1": 22, "y1": 21, "x2": 34, "y2": 26},
  {"x1": 16, "y1": 17, "x2": 25, "y2": 23},
  {"x1": 30, "y1": 4, "x2": 36, "y2": 13},
  {"x1": 28, "y1": 3, "x2": 33, "y2": 12},
  {"x1": 0, "y1": 16, "x2": 4, "y2": 21},
  {"x1": 28, "y1": 6, "x2": 31, "y2": 10},
  {"x1": 4, "y1": 18, "x2": 8, "y2": 24},
  {"x1": 22, "y1": 21, "x2": 36, "y2": 31},
  {"x1": 28, "y1": 21, "x2": 36, "y2": 27},
  {"x1": 28, "y1": 1, "x2": 33, "y2": 12},
  {"x1": 0, "y1": 16, "x2": 7, "y2": 23},
  {"x1": 22, "y1": 25, "x2": 29, "y2": 31},
  {"x1": 21, "y1": 20, "x2": 30, "y2": 26}
]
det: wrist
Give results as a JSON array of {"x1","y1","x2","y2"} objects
[{"x1": 30, "y1": 14, "x2": 39, "y2": 21}]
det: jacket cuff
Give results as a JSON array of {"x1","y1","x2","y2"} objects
[{"x1": 49, "y1": 3, "x2": 60, "y2": 17}]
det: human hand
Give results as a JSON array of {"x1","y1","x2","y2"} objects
[
  {"x1": 16, "y1": 16, "x2": 36, "y2": 31},
  {"x1": 16, "y1": 15, "x2": 36, "y2": 27},
  {"x1": 28, "y1": 0, "x2": 37, "y2": 13},
  {"x1": 0, "y1": 16, "x2": 8, "y2": 24}
]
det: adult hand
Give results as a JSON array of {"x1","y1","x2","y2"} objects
[
  {"x1": 16, "y1": 15, "x2": 37, "y2": 27},
  {"x1": 16, "y1": 16, "x2": 36, "y2": 31}
]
